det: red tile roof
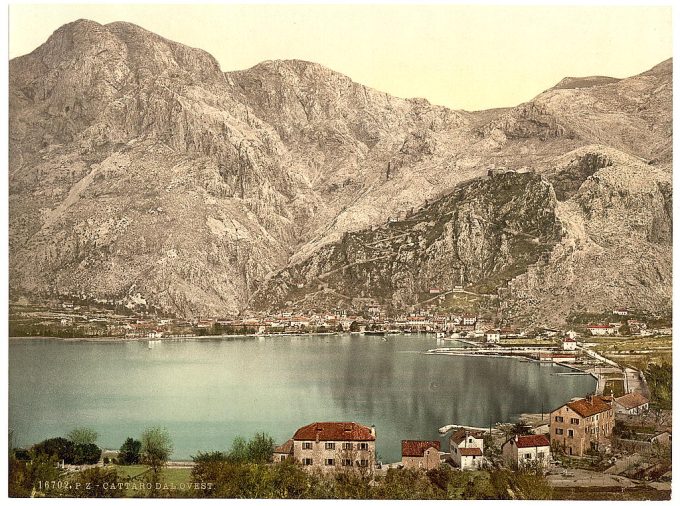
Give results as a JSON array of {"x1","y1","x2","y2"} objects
[
  {"x1": 614, "y1": 392, "x2": 649, "y2": 410},
  {"x1": 566, "y1": 396, "x2": 613, "y2": 418},
  {"x1": 401, "y1": 440, "x2": 441, "y2": 457},
  {"x1": 273, "y1": 439, "x2": 293, "y2": 455},
  {"x1": 459, "y1": 447, "x2": 483, "y2": 457},
  {"x1": 450, "y1": 428, "x2": 486, "y2": 446},
  {"x1": 514, "y1": 435, "x2": 551, "y2": 448},
  {"x1": 292, "y1": 422, "x2": 375, "y2": 442}
]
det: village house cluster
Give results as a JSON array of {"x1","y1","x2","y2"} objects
[{"x1": 270, "y1": 386, "x2": 660, "y2": 474}]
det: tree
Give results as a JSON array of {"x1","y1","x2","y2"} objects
[
  {"x1": 67, "y1": 427, "x2": 99, "y2": 446},
  {"x1": 246, "y1": 433, "x2": 274, "y2": 464},
  {"x1": 32, "y1": 437, "x2": 76, "y2": 464},
  {"x1": 9, "y1": 453, "x2": 66, "y2": 498},
  {"x1": 226, "y1": 436, "x2": 249, "y2": 463},
  {"x1": 141, "y1": 426, "x2": 174, "y2": 474},
  {"x1": 119, "y1": 437, "x2": 142, "y2": 465},
  {"x1": 73, "y1": 443, "x2": 102, "y2": 465}
]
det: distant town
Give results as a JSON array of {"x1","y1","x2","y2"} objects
[{"x1": 9, "y1": 296, "x2": 672, "y2": 498}]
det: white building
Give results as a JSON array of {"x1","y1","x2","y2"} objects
[
  {"x1": 501, "y1": 434, "x2": 551, "y2": 469},
  {"x1": 613, "y1": 392, "x2": 649, "y2": 415},
  {"x1": 485, "y1": 330, "x2": 500, "y2": 344},
  {"x1": 562, "y1": 337, "x2": 577, "y2": 351},
  {"x1": 587, "y1": 325, "x2": 617, "y2": 336},
  {"x1": 449, "y1": 429, "x2": 485, "y2": 470}
]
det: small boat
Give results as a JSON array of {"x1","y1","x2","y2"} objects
[
  {"x1": 381, "y1": 337, "x2": 388, "y2": 342},
  {"x1": 436, "y1": 332, "x2": 446, "y2": 339}
]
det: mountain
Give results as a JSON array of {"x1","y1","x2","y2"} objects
[{"x1": 9, "y1": 19, "x2": 672, "y2": 323}]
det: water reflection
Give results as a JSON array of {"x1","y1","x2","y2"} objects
[{"x1": 9, "y1": 335, "x2": 595, "y2": 462}]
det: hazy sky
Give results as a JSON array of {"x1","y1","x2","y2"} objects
[{"x1": 9, "y1": 4, "x2": 672, "y2": 111}]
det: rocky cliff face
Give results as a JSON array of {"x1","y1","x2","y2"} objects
[
  {"x1": 9, "y1": 19, "x2": 672, "y2": 321},
  {"x1": 253, "y1": 172, "x2": 563, "y2": 310}
]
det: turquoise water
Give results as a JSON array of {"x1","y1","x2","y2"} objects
[{"x1": 9, "y1": 334, "x2": 595, "y2": 462}]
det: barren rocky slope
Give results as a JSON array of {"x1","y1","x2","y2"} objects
[{"x1": 9, "y1": 19, "x2": 672, "y2": 321}]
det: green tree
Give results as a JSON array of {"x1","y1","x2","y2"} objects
[
  {"x1": 246, "y1": 432, "x2": 274, "y2": 463},
  {"x1": 141, "y1": 426, "x2": 174, "y2": 474},
  {"x1": 67, "y1": 427, "x2": 99, "y2": 446},
  {"x1": 226, "y1": 436, "x2": 249, "y2": 463},
  {"x1": 73, "y1": 443, "x2": 102, "y2": 465},
  {"x1": 119, "y1": 437, "x2": 142, "y2": 465},
  {"x1": 9, "y1": 453, "x2": 64, "y2": 498},
  {"x1": 32, "y1": 437, "x2": 76, "y2": 464}
]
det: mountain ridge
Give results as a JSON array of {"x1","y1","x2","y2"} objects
[{"x1": 9, "y1": 20, "x2": 672, "y2": 323}]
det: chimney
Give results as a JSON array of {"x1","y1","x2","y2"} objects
[{"x1": 370, "y1": 425, "x2": 376, "y2": 438}]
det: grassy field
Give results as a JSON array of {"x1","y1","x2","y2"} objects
[
  {"x1": 587, "y1": 335, "x2": 672, "y2": 369},
  {"x1": 551, "y1": 486, "x2": 670, "y2": 501}
]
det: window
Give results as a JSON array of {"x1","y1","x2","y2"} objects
[
  {"x1": 555, "y1": 428, "x2": 563, "y2": 435},
  {"x1": 358, "y1": 459, "x2": 369, "y2": 467},
  {"x1": 325, "y1": 442, "x2": 335, "y2": 450},
  {"x1": 537, "y1": 452, "x2": 545, "y2": 460},
  {"x1": 468, "y1": 438, "x2": 473, "y2": 443},
  {"x1": 342, "y1": 459, "x2": 353, "y2": 467},
  {"x1": 358, "y1": 443, "x2": 369, "y2": 450},
  {"x1": 302, "y1": 442, "x2": 313, "y2": 450},
  {"x1": 568, "y1": 429, "x2": 574, "y2": 438},
  {"x1": 302, "y1": 458, "x2": 313, "y2": 466},
  {"x1": 570, "y1": 418, "x2": 579, "y2": 425},
  {"x1": 524, "y1": 454, "x2": 532, "y2": 460},
  {"x1": 555, "y1": 416, "x2": 564, "y2": 422},
  {"x1": 324, "y1": 459, "x2": 335, "y2": 466},
  {"x1": 342, "y1": 442, "x2": 353, "y2": 450},
  {"x1": 280, "y1": 456, "x2": 286, "y2": 462}
]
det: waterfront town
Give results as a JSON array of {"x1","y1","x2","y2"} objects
[{"x1": 9, "y1": 296, "x2": 672, "y2": 498}]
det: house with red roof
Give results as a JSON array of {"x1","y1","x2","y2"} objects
[
  {"x1": 449, "y1": 428, "x2": 485, "y2": 470},
  {"x1": 501, "y1": 434, "x2": 551, "y2": 469},
  {"x1": 400, "y1": 440, "x2": 441, "y2": 470},
  {"x1": 272, "y1": 439, "x2": 293, "y2": 463},
  {"x1": 613, "y1": 392, "x2": 649, "y2": 415},
  {"x1": 562, "y1": 336, "x2": 577, "y2": 351},
  {"x1": 283, "y1": 422, "x2": 376, "y2": 473},
  {"x1": 550, "y1": 395, "x2": 615, "y2": 456}
]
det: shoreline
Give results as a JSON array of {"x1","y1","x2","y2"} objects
[{"x1": 7, "y1": 331, "x2": 375, "y2": 343}]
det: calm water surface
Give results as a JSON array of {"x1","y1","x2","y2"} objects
[{"x1": 9, "y1": 334, "x2": 596, "y2": 462}]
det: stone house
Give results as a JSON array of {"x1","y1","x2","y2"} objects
[
  {"x1": 449, "y1": 429, "x2": 485, "y2": 470},
  {"x1": 400, "y1": 440, "x2": 441, "y2": 470},
  {"x1": 273, "y1": 439, "x2": 293, "y2": 462},
  {"x1": 501, "y1": 434, "x2": 551, "y2": 469},
  {"x1": 550, "y1": 395, "x2": 615, "y2": 456},
  {"x1": 285, "y1": 422, "x2": 376, "y2": 473},
  {"x1": 613, "y1": 392, "x2": 649, "y2": 415}
]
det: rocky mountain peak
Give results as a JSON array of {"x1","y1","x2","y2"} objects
[{"x1": 9, "y1": 21, "x2": 672, "y2": 321}]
